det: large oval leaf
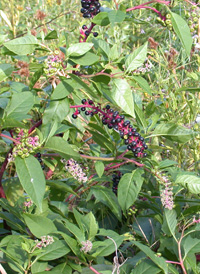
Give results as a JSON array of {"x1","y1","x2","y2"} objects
[
  {"x1": 149, "y1": 123, "x2": 195, "y2": 143},
  {"x1": 125, "y1": 42, "x2": 148, "y2": 73},
  {"x1": 15, "y1": 155, "x2": 46, "y2": 212},
  {"x1": 3, "y1": 34, "x2": 38, "y2": 55},
  {"x1": 111, "y1": 78, "x2": 135, "y2": 117},
  {"x1": 171, "y1": 12, "x2": 192, "y2": 56},
  {"x1": 175, "y1": 175, "x2": 200, "y2": 194},
  {"x1": 67, "y1": 43, "x2": 93, "y2": 57},
  {"x1": 118, "y1": 169, "x2": 144, "y2": 213}
]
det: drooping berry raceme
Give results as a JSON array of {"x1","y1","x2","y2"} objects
[
  {"x1": 160, "y1": 175, "x2": 174, "y2": 210},
  {"x1": 80, "y1": 0, "x2": 101, "y2": 18},
  {"x1": 71, "y1": 99, "x2": 148, "y2": 158}
]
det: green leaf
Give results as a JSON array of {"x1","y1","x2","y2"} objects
[
  {"x1": 89, "y1": 186, "x2": 121, "y2": 221},
  {"x1": 158, "y1": 160, "x2": 178, "y2": 169},
  {"x1": 38, "y1": 240, "x2": 70, "y2": 261},
  {"x1": 59, "y1": 232, "x2": 81, "y2": 256},
  {"x1": 68, "y1": 73, "x2": 96, "y2": 98},
  {"x1": 149, "y1": 123, "x2": 195, "y2": 143},
  {"x1": 29, "y1": 68, "x2": 43, "y2": 90},
  {"x1": 3, "y1": 35, "x2": 38, "y2": 55},
  {"x1": 131, "y1": 259, "x2": 162, "y2": 274},
  {"x1": 47, "y1": 263, "x2": 72, "y2": 274},
  {"x1": 95, "y1": 161, "x2": 104, "y2": 178},
  {"x1": 118, "y1": 169, "x2": 144, "y2": 213},
  {"x1": 175, "y1": 175, "x2": 200, "y2": 194},
  {"x1": 170, "y1": 12, "x2": 192, "y2": 56},
  {"x1": 15, "y1": 155, "x2": 46, "y2": 212},
  {"x1": 125, "y1": 42, "x2": 148, "y2": 73},
  {"x1": 4, "y1": 91, "x2": 34, "y2": 121},
  {"x1": 44, "y1": 136, "x2": 80, "y2": 160},
  {"x1": 0, "y1": 10, "x2": 12, "y2": 29},
  {"x1": 51, "y1": 79, "x2": 73, "y2": 100},
  {"x1": 87, "y1": 212, "x2": 99, "y2": 240},
  {"x1": 108, "y1": 10, "x2": 126, "y2": 25},
  {"x1": 162, "y1": 209, "x2": 177, "y2": 238},
  {"x1": 92, "y1": 12, "x2": 110, "y2": 26},
  {"x1": 134, "y1": 104, "x2": 147, "y2": 132},
  {"x1": 44, "y1": 30, "x2": 58, "y2": 40},
  {"x1": 70, "y1": 52, "x2": 99, "y2": 66},
  {"x1": 111, "y1": 78, "x2": 135, "y2": 117},
  {"x1": 62, "y1": 219, "x2": 85, "y2": 243},
  {"x1": 41, "y1": 98, "x2": 69, "y2": 140},
  {"x1": 67, "y1": 43, "x2": 93, "y2": 57},
  {"x1": 183, "y1": 236, "x2": 200, "y2": 260},
  {"x1": 46, "y1": 180, "x2": 77, "y2": 195},
  {"x1": 132, "y1": 76, "x2": 152, "y2": 95},
  {"x1": 0, "y1": 64, "x2": 13, "y2": 82},
  {"x1": 132, "y1": 241, "x2": 168, "y2": 273},
  {"x1": 23, "y1": 213, "x2": 57, "y2": 238},
  {"x1": 89, "y1": 129, "x2": 115, "y2": 152}
]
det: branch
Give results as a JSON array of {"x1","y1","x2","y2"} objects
[{"x1": 0, "y1": 134, "x2": 21, "y2": 145}]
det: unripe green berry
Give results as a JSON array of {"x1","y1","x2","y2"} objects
[
  {"x1": 190, "y1": 27, "x2": 195, "y2": 32},
  {"x1": 44, "y1": 69, "x2": 49, "y2": 74},
  {"x1": 166, "y1": 13, "x2": 171, "y2": 19},
  {"x1": 18, "y1": 151, "x2": 23, "y2": 155},
  {"x1": 188, "y1": 20, "x2": 193, "y2": 25},
  {"x1": 23, "y1": 148, "x2": 28, "y2": 153},
  {"x1": 55, "y1": 63, "x2": 59, "y2": 68},
  {"x1": 52, "y1": 62, "x2": 56, "y2": 67},
  {"x1": 165, "y1": 19, "x2": 171, "y2": 25},
  {"x1": 21, "y1": 154, "x2": 26, "y2": 158},
  {"x1": 54, "y1": 50, "x2": 59, "y2": 55},
  {"x1": 192, "y1": 12, "x2": 196, "y2": 17},
  {"x1": 193, "y1": 17, "x2": 198, "y2": 22}
]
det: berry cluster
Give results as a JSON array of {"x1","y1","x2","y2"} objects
[
  {"x1": 12, "y1": 129, "x2": 41, "y2": 159},
  {"x1": 156, "y1": 13, "x2": 173, "y2": 31},
  {"x1": 43, "y1": 50, "x2": 65, "y2": 77},
  {"x1": 71, "y1": 99, "x2": 148, "y2": 158},
  {"x1": 185, "y1": 5, "x2": 200, "y2": 35},
  {"x1": 112, "y1": 173, "x2": 121, "y2": 195},
  {"x1": 81, "y1": 24, "x2": 98, "y2": 38},
  {"x1": 81, "y1": 0, "x2": 101, "y2": 18},
  {"x1": 36, "y1": 153, "x2": 45, "y2": 170}
]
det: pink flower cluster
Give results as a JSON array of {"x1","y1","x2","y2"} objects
[
  {"x1": 63, "y1": 158, "x2": 88, "y2": 183},
  {"x1": 35, "y1": 235, "x2": 54, "y2": 249},
  {"x1": 80, "y1": 240, "x2": 93, "y2": 253},
  {"x1": 160, "y1": 180, "x2": 174, "y2": 210}
]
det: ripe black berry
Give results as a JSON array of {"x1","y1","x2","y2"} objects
[
  {"x1": 72, "y1": 114, "x2": 78, "y2": 119},
  {"x1": 82, "y1": 99, "x2": 87, "y2": 104},
  {"x1": 127, "y1": 145, "x2": 132, "y2": 150},
  {"x1": 93, "y1": 32, "x2": 98, "y2": 37},
  {"x1": 85, "y1": 111, "x2": 89, "y2": 115},
  {"x1": 111, "y1": 119, "x2": 116, "y2": 124},
  {"x1": 82, "y1": 25, "x2": 87, "y2": 29},
  {"x1": 143, "y1": 153, "x2": 147, "y2": 157},
  {"x1": 81, "y1": 8, "x2": 87, "y2": 13},
  {"x1": 108, "y1": 124, "x2": 113, "y2": 129},
  {"x1": 143, "y1": 144, "x2": 148, "y2": 149},
  {"x1": 124, "y1": 139, "x2": 129, "y2": 145},
  {"x1": 102, "y1": 119, "x2": 107, "y2": 125},
  {"x1": 81, "y1": 107, "x2": 86, "y2": 111},
  {"x1": 85, "y1": 30, "x2": 90, "y2": 36},
  {"x1": 132, "y1": 141, "x2": 136, "y2": 147},
  {"x1": 106, "y1": 105, "x2": 110, "y2": 109},
  {"x1": 88, "y1": 100, "x2": 93, "y2": 105}
]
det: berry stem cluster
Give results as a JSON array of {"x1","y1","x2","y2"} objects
[{"x1": 71, "y1": 99, "x2": 148, "y2": 158}]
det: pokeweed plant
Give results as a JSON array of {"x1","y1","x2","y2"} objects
[{"x1": 0, "y1": 0, "x2": 200, "y2": 273}]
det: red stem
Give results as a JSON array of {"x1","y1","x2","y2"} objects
[
  {"x1": 28, "y1": 120, "x2": 42, "y2": 134},
  {"x1": 0, "y1": 133, "x2": 21, "y2": 145},
  {"x1": 89, "y1": 266, "x2": 101, "y2": 274},
  {"x1": 126, "y1": 5, "x2": 165, "y2": 20}
]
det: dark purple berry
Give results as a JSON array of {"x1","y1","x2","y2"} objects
[
  {"x1": 81, "y1": 8, "x2": 87, "y2": 13},
  {"x1": 111, "y1": 119, "x2": 116, "y2": 124},
  {"x1": 82, "y1": 99, "x2": 87, "y2": 104},
  {"x1": 90, "y1": 112, "x2": 94, "y2": 116},
  {"x1": 85, "y1": 30, "x2": 90, "y2": 36},
  {"x1": 143, "y1": 153, "x2": 147, "y2": 157},
  {"x1": 132, "y1": 141, "x2": 136, "y2": 147},
  {"x1": 134, "y1": 153, "x2": 138, "y2": 157},
  {"x1": 143, "y1": 144, "x2": 148, "y2": 149},
  {"x1": 102, "y1": 119, "x2": 107, "y2": 125},
  {"x1": 124, "y1": 139, "x2": 129, "y2": 145},
  {"x1": 82, "y1": 25, "x2": 87, "y2": 29},
  {"x1": 116, "y1": 118, "x2": 121, "y2": 123},
  {"x1": 93, "y1": 32, "x2": 98, "y2": 37},
  {"x1": 128, "y1": 131, "x2": 133, "y2": 136},
  {"x1": 139, "y1": 136, "x2": 144, "y2": 141},
  {"x1": 72, "y1": 114, "x2": 78, "y2": 119},
  {"x1": 81, "y1": 107, "x2": 86, "y2": 111},
  {"x1": 106, "y1": 105, "x2": 110, "y2": 109},
  {"x1": 113, "y1": 125, "x2": 118, "y2": 130},
  {"x1": 85, "y1": 111, "x2": 89, "y2": 115},
  {"x1": 127, "y1": 145, "x2": 132, "y2": 150},
  {"x1": 136, "y1": 147, "x2": 141, "y2": 152},
  {"x1": 108, "y1": 124, "x2": 113, "y2": 129},
  {"x1": 88, "y1": 100, "x2": 93, "y2": 105}
]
